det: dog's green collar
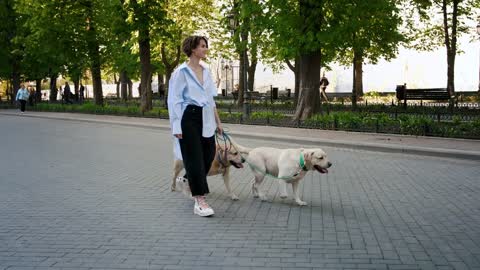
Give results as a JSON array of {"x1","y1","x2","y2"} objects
[{"x1": 299, "y1": 153, "x2": 308, "y2": 171}]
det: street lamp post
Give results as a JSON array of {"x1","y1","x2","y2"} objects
[
  {"x1": 476, "y1": 19, "x2": 480, "y2": 93},
  {"x1": 224, "y1": 63, "x2": 230, "y2": 97},
  {"x1": 221, "y1": 59, "x2": 228, "y2": 96},
  {"x1": 229, "y1": 60, "x2": 234, "y2": 97},
  {"x1": 242, "y1": 48, "x2": 249, "y2": 118}
]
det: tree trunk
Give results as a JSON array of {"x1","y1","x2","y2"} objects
[
  {"x1": 73, "y1": 77, "x2": 79, "y2": 101},
  {"x1": 11, "y1": 70, "x2": 20, "y2": 103},
  {"x1": 354, "y1": 50, "x2": 363, "y2": 98},
  {"x1": 447, "y1": 51, "x2": 455, "y2": 97},
  {"x1": 114, "y1": 73, "x2": 120, "y2": 99},
  {"x1": 120, "y1": 71, "x2": 128, "y2": 101},
  {"x1": 247, "y1": 43, "x2": 257, "y2": 93},
  {"x1": 161, "y1": 43, "x2": 181, "y2": 103},
  {"x1": 86, "y1": 0, "x2": 103, "y2": 106},
  {"x1": 166, "y1": 70, "x2": 173, "y2": 90},
  {"x1": 49, "y1": 74, "x2": 58, "y2": 102},
  {"x1": 5, "y1": 80, "x2": 10, "y2": 102},
  {"x1": 139, "y1": 27, "x2": 152, "y2": 112},
  {"x1": 235, "y1": 9, "x2": 250, "y2": 107},
  {"x1": 35, "y1": 79, "x2": 42, "y2": 102},
  {"x1": 285, "y1": 58, "x2": 299, "y2": 106},
  {"x1": 443, "y1": 0, "x2": 458, "y2": 97},
  {"x1": 128, "y1": 78, "x2": 133, "y2": 99},
  {"x1": 294, "y1": 51, "x2": 322, "y2": 121},
  {"x1": 158, "y1": 73, "x2": 165, "y2": 98}
]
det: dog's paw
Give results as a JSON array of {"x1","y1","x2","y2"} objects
[
  {"x1": 171, "y1": 185, "x2": 176, "y2": 192},
  {"x1": 230, "y1": 194, "x2": 239, "y2": 201},
  {"x1": 296, "y1": 200, "x2": 307, "y2": 206},
  {"x1": 279, "y1": 194, "x2": 288, "y2": 199}
]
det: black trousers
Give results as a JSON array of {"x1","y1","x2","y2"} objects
[
  {"x1": 179, "y1": 105, "x2": 216, "y2": 196},
  {"x1": 19, "y1": 100, "x2": 26, "y2": 112}
]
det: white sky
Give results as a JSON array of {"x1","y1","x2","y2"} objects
[{"x1": 251, "y1": 37, "x2": 479, "y2": 93}]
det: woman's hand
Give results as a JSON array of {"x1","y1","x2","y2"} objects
[
  {"x1": 216, "y1": 125, "x2": 223, "y2": 135},
  {"x1": 174, "y1": 134, "x2": 183, "y2": 139}
]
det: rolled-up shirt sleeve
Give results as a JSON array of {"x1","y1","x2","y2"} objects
[{"x1": 168, "y1": 70, "x2": 186, "y2": 135}]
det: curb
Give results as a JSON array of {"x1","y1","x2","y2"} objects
[{"x1": 2, "y1": 111, "x2": 480, "y2": 160}]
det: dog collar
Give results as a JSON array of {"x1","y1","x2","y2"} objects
[{"x1": 299, "y1": 153, "x2": 308, "y2": 171}]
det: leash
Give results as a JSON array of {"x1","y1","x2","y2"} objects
[
  {"x1": 215, "y1": 130, "x2": 309, "y2": 181},
  {"x1": 215, "y1": 128, "x2": 234, "y2": 168}
]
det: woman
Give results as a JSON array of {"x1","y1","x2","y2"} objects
[
  {"x1": 15, "y1": 83, "x2": 30, "y2": 113},
  {"x1": 168, "y1": 36, "x2": 223, "y2": 217}
]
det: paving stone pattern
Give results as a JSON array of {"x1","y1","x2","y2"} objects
[{"x1": 1, "y1": 115, "x2": 479, "y2": 270}]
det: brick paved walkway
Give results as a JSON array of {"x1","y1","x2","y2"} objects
[{"x1": 1, "y1": 114, "x2": 479, "y2": 270}]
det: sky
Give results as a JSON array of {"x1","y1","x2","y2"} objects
[{"x1": 250, "y1": 36, "x2": 479, "y2": 93}]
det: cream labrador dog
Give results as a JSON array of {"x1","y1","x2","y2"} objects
[
  {"x1": 171, "y1": 140, "x2": 250, "y2": 200},
  {"x1": 246, "y1": 147, "x2": 331, "y2": 206}
]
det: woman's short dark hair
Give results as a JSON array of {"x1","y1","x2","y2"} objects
[{"x1": 182, "y1": 36, "x2": 208, "y2": 57}]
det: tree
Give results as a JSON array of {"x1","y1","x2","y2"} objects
[
  {"x1": 263, "y1": 0, "x2": 331, "y2": 120},
  {"x1": 0, "y1": 0, "x2": 23, "y2": 101},
  {"x1": 293, "y1": 0, "x2": 325, "y2": 121},
  {"x1": 223, "y1": 0, "x2": 268, "y2": 107},
  {"x1": 153, "y1": 0, "x2": 217, "y2": 100},
  {"x1": 105, "y1": 0, "x2": 138, "y2": 102},
  {"x1": 405, "y1": 0, "x2": 480, "y2": 96},
  {"x1": 262, "y1": 0, "x2": 303, "y2": 105},
  {"x1": 329, "y1": 0, "x2": 403, "y2": 101},
  {"x1": 124, "y1": 0, "x2": 168, "y2": 112},
  {"x1": 14, "y1": 0, "x2": 117, "y2": 104}
]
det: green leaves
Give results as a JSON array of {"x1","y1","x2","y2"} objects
[
  {"x1": 403, "y1": 0, "x2": 480, "y2": 52},
  {"x1": 329, "y1": 0, "x2": 404, "y2": 65}
]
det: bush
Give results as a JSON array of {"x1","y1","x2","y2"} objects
[{"x1": 8, "y1": 101, "x2": 479, "y2": 139}]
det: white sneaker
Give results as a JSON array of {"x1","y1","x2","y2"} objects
[{"x1": 194, "y1": 197, "x2": 214, "y2": 217}]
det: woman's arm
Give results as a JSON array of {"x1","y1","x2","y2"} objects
[{"x1": 167, "y1": 70, "x2": 186, "y2": 139}]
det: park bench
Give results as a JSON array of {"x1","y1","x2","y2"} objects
[{"x1": 395, "y1": 85, "x2": 452, "y2": 108}]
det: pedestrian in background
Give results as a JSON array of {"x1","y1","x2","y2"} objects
[
  {"x1": 63, "y1": 82, "x2": 73, "y2": 104},
  {"x1": 79, "y1": 83, "x2": 85, "y2": 102},
  {"x1": 27, "y1": 86, "x2": 35, "y2": 106},
  {"x1": 168, "y1": 36, "x2": 223, "y2": 217},
  {"x1": 15, "y1": 83, "x2": 30, "y2": 113},
  {"x1": 320, "y1": 72, "x2": 330, "y2": 102}
]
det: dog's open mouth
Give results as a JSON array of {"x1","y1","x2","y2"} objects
[
  {"x1": 314, "y1": 165, "x2": 328, "y2": 174},
  {"x1": 230, "y1": 161, "x2": 244, "y2": 168}
]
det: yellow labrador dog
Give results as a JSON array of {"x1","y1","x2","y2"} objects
[
  {"x1": 246, "y1": 147, "x2": 332, "y2": 205},
  {"x1": 171, "y1": 141, "x2": 250, "y2": 200}
]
